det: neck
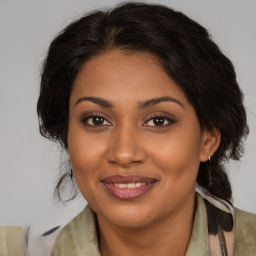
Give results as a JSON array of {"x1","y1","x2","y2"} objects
[{"x1": 98, "y1": 194, "x2": 196, "y2": 256}]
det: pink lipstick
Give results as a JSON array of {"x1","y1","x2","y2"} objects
[{"x1": 101, "y1": 175, "x2": 157, "y2": 200}]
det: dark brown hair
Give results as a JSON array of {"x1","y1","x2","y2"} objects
[{"x1": 37, "y1": 2, "x2": 249, "y2": 202}]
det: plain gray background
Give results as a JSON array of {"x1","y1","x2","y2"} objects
[{"x1": 0, "y1": 0, "x2": 255, "y2": 231}]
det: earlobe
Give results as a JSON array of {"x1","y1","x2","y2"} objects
[{"x1": 200, "y1": 128, "x2": 221, "y2": 162}]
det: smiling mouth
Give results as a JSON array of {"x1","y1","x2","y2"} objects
[{"x1": 101, "y1": 175, "x2": 157, "y2": 200}]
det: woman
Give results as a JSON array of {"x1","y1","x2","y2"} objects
[{"x1": 1, "y1": 2, "x2": 255, "y2": 256}]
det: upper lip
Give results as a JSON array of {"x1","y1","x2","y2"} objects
[{"x1": 101, "y1": 175, "x2": 157, "y2": 184}]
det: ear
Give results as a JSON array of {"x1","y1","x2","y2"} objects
[{"x1": 200, "y1": 127, "x2": 221, "y2": 162}]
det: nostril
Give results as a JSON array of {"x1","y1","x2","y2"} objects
[
  {"x1": 107, "y1": 151, "x2": 146, "y2": 167},
  {"x1": 106, "y1": 131, "x2": 147, "y2": 166}
]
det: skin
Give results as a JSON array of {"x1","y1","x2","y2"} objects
[{"x1": 68, "y1": 49, "x2": 220, "y2": 256}]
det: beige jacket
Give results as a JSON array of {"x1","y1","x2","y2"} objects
[
  {"x1": 0, "y1": 226, "x2": 25, "y2": 256},
  {"x1": 1, "y1": 194, "x2": 256, "y2": 255},
  {"x1": 51, "y1": 194, "x2": 256, "y2": 256}
]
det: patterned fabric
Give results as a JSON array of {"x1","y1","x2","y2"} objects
[{"x1": 201, "y1": 192, "x2": 235, "y2": 256}]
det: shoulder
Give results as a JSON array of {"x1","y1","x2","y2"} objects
[
  {"x1": 0, "y1": 226, "x2": 26, "y2": 255},
  {"x1": 234, "y1": 208, "x2": 256, "y2": 255},
  {"x1": 235, "y1": 208, "x2": 256, "y2": 236},
  {"x1": 24, "y1": 207, "x2": 93, "y2": 256},
  {"x1": 53, "y1": 205, "x2": 94, "y2": 244},
  {"x1": 51, "y1": 205, "x2": 100, "y2": 256}
]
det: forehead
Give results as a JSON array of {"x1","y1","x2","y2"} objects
[{"x1": 71, "y1": 49, "x2": 188, "y2": 105}]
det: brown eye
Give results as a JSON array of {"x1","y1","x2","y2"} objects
[
  {"x1": 92, "y1": 116, "x2": 104, "y2": 125},
  {"x1": 82, "y1": 115, "x2": 111, "y2": 126},
  {"x1": 153, "y1": 117, "x2": 165, "y2": 126},
  {"x1": 143, "y1": 115, "x2": 176, "y2": 127}
]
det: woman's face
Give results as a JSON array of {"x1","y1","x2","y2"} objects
[{"x1": 68, "y1": 49, "x2": 219, "y2": 229}]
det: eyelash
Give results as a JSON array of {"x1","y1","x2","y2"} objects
[
  {"x1": 81, "y1": 114, "x2": 111, "y2": 127},
  {"x1": 81, "y1": 113, "x2": 176, "y2": 128},
  {"x1": 143, "y1": 114, "x2": 176, "y2": 127}
]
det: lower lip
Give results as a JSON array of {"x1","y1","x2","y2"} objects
[{"x1": 102, "y1": 183, "x2": 156, "y2": 200}]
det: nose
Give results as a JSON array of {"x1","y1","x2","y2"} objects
[{"x1": 107, "y1": 125, "x2": 147, "y2": 167}]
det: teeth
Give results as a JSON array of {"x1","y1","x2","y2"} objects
[
  {"x1": 127, "y1": 183, "x2": 136, "y2": 188},
  {"x1": 113, "y1": 182, "x2": 146, "y2": 188},
  {"x1": 114, "y1": 183, "x2": 127, "y2": 188},
  {"x1": 136, "y1": 182, "x2": 146, "y2": 187}
]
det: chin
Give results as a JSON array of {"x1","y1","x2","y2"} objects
[{"x1": 97, "y1": 201, "x2": 161, "y2": 229}]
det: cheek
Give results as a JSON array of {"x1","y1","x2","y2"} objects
[
  {"x1": 148, "y1": 126, "x2": 202, "y2": 181},
  {"x1": 68, "y1": 120, "x2": 104, "y2": 164},
  {"x1": 67, "y1": 124, "x2": 106, "y2": 196}
]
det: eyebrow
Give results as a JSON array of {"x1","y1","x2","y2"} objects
[
  {"x1": 75, "y1": 97, "x2": 113, "y2": 108},
  {"x1": 139, "y1": 97, "x2": 184, "y2": 109},
  {"x1": 74, "y1": 96, "x2": 184, "y2": 109}
]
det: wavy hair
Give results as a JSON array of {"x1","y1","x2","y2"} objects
[{"x1": 37, "y1": 2, "x2": 249, "y2": 202}]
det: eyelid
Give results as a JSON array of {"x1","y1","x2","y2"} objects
[
  {"x1": 80, "y1": 112, "x2": 112, "y2": 126},
  {"x1": 142, "y1": 112, "x2": 176, "y2": 127}
]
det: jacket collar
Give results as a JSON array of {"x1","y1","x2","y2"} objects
[{"x1": 52, "y1": 194, "x2": 209, "y2": 256}]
